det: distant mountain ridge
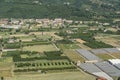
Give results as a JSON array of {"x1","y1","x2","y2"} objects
[{"x1": 0, "y1": 0, "x2": 120, "y2": 21}]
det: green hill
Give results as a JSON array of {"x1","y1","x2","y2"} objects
[{"x1": 0, "y1": 0, "x2": 120, "y2": 21}]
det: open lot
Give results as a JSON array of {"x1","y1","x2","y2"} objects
[
  {"x1": 23, "y1": 44, "x2": 58, "y2": 52},
  {"x1": 9, "y1": 71, "x2": 96, "y2": 80}
]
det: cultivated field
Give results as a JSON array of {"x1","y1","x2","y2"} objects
[
  {"x1": 29, "y1": 32, "x2": 63, "y2": 40},
  {"x1": 58, "y1": 44, "x2": 80, "y2": 50},
  {"x1": 0, "y1": 70, "x2": 12, "y2": 77},
  {"x1": 23, "y1": 44, "x2": 57, "y2": 52},
  {"x1": 64, "y1": 50, "x2": 85, "y2": 62},
  {"x1": 77, "y1": 44, "x2": 91, "y2": 50},
  {"x1": 75, "y1": 39, "x2": 86, "y2": 44},
  {"x1": 14, "y1": 59, "x2": 74, "y2": 70},
  {"x1": 0, "y1": 62, "x2": 13, "y2": 77},
  {"x1": 95, "y1": 34, "x2": 120, "y2": 47},
  {"x1": 95, "y1": 54, "x2": 114, "y2": 60},
  {"x1": 110, "y1": 53, "x2": 120, "y2": 59},
  {"x1": 9, "y1": 71, "x2": 96, "y2": 80}
]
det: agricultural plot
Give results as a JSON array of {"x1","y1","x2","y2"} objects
[
  {"x1": 9, "y1": 71, "x2": 96, "y2": 80},
  {"x1": 36, "y1": 35, "x2": 51, "y2": 40},
  {"x1": 70, "y1": 25, "x2": 89, "y2": 28},
  {"x1": 3, "y1": 43, "x2": 21, "y2": 49},
  {"x1": 0, "y1": 62, "x2": 13, "y2": 77},
  {"x1": 19, "y1": 36, "x2": 34, "y2": 42},
  {"x1": 64, "y1": 50, "x2": 85, "y2": 62},
  {"x1": 58, "y1": 44, "x2": 80, "y2": 50},
  {"x1": 75, "y1": 39, "x2": 86, "y2": 44},
  {"x1": 95, "y1": 54, "x2": 114, "y2": 60},
  {"x1": 95, "y1": 34, "x2": 120, "y2": 47},
  {"x1": 29, "y1": 32, "x2": 63, "y2": 40},
  {"x1": 14, "y1": 59, "x2": 75, "y2": 71},
  {"x1": 0, "y1": 70, "x2": 12, "y2": 77},
  {"x1": 23, "y1": 44, "x2": 57, "y2": 52},
  {"x1": 0, "y1": 32, "x2": 9, "y2": 37},
  {"x1": 22, "y1": 41, "x2": 50, "y2": 46},
  {"x1": 91, "y1": 48, "x2": 120, "y2": 60},
  {"x1": 76, "y1": 49, "x2": 102, "y2": 61},
  {"x1": 110, "y1": 53, "x2": 120, "y2": 59},
  {"x1": 0, "y1": 57, "x2": 13, "y2": 63},
  {"x1": 10, "y1": 34, "x2": 28, "y2": 37}
]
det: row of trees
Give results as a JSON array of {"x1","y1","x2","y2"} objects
[
  {"x1": 15, "y1": 62, "x2": 72, "y2": 67},
  {"x1": 14, "y1": 66, "x2": 76, "y2": 72}
]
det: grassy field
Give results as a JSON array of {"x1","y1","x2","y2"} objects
[
  {"x1": 58, "y1": 44, "x2": 80, "y2": 50},
  {"x1": 96, "y1": 54, "x2": 114, "y2": 60},
  {"x1": 9, "y1": 71, "x2": 96, "y2": 80},
  {"x1": 23, "y1": 44, "x2": 57, "y2": 52},
  {"x1": 64, "y1": 50, "x2": 85, "y2": 62}
]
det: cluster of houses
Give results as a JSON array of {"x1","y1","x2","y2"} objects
[
  {"x1": 0, "y1": 18, "x2": 73, "y2": 29},
  {"x1": 0, "y1": 18, "x2": 119, "y2": 30}
]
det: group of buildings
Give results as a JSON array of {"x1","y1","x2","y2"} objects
[
  {"x1": 0, "y1": 18, "x2": 116, "y2": 30},
  {"x1": 0, "y1": 18, "x2": 73, "y2": 29}
]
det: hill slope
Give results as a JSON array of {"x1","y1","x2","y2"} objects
[{"x1": 0, "y1": 0, "x2": 120, "y2": 20}]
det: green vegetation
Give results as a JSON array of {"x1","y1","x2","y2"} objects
[
  {"x1": 22, "y1": 41, "x2": 50, "y2": 46},
  {"x1": 4, "y1": 43, "x2": 21, "y2": 49},
  {"x1": 0, "y1": 0, "x2": 120, "y2": 21},
  {"x1": 56, "y1": 39, "x2": 73, "y2": 44},
  {"x1": 57, "y1": 29, "x2": 113, "y2": 49},
  {"x1": 84, "y1": 41, "x2": 113, "y2": 48},
  {"x1": 14, "y1": 59, "x2": 75, "y2": 72},
  {"x1": 2, "y1": 50, "x2": 73, "y2": 71}
]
